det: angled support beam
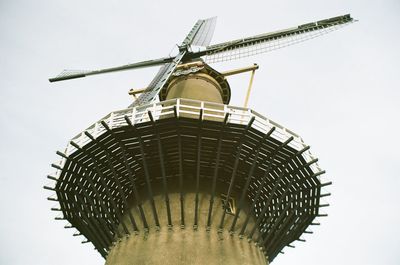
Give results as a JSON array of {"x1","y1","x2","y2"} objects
[
  {"x1": 71, "y1": 140, "x2": 131, "y2": 235},
  {"x1": 229, "y1": 126, "x2": 276, "y2": 232},
  {"x1": 239, "y1": 136, "x2": 295, "y2": 236},
  {"x1": 174, "y1": 106, "x2": 185, "y2": 227},
  {"x1": 56, "y1": 151, "x2": 118, "y2": 241},
  {"x1": 257, "y1": 195, "x2": 294, "y2": 246},
  {"x1": 269, "y1": 215, "x2": 314, "y2": 260},
  {"x1": 247, "y1": 169, "x2": 292, "y2": 240},
  {"x1": 258, "y1": 158, "x2": 320, "y2": 246},
  {"x1": 85, "y1": 131, "x2": 139, "y2": 233},
  {"x1": 68, "y1": 142, "x2": 129, "y2": 237},
  {"x1": 53, "y1": 160, "x2": 114, "y2": 247},
  {"x1": 206, "y1": 113, "x2": 230, "y2": 229},
  {"x1": 263, "y1": 210, "x2": 297, "y2": 253},
  {"x1": 219, "y1": 116, "x2": 255, "y2": 230},
  {"x1": 194, "y1": 109, "x2": 204, "y2": 228},
  {"x1": 100, "y1": 121, "x2": 149, "y2": 230},
  {"x1": 125, "y1": 116, "x2": 160, "y2": 228},
  {"x1": 73, "y1": 192, "x2": 110, "y2": 254},
  {"x1": 148, "y1": 111, "x2": 173, "y2": 227}
]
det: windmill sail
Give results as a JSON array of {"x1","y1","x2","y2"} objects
[
  {"x1": 181, "y1": 17, "x2": 217, "y2": 47},
  {"x1": 129, "y1": 53, "x2": 185, "y2": 107},
  {"x1": 129, "y1": 17, "x2": 217, "y2": 107},
  {"x1": 191, "y1": 16, "x2": 217, "y2": 47},
  {"x1": 49, "y1": 57, "x2": 172, "y2": 82},
  {"x1": 49, "y1": 14, "x2": 355, "y2": 108},
  {"x1": 195, "y1": 14, "x2": 354, "y2": 64}
]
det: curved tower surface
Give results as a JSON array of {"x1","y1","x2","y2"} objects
[{"x1": 46, "y1": 14, "x2": 354, "y2": 265}]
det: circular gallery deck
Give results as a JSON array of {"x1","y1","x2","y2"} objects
[{"x1": 45, "y1": 98, "x2": 329, "y2": 263}]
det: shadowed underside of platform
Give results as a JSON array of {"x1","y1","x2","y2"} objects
[{"x1": 46, "y1": 99, "x2": 329, "y2": 263}]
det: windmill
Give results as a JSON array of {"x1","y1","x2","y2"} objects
[{"x1": 46, "y1": 14, "x2": 355, "y2": 265}]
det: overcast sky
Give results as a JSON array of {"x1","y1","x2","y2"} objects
[{"x1": 1, "y1": 0, "x2": 399, "y2": 264}]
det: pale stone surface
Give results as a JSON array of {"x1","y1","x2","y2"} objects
[{"x1": 105, "y1": 192, "x2": 268, "y2": 265}]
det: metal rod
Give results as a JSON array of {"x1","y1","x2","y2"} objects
[
  {"x1": 229, "y1": 126, "x2": 276, "y2": 232},
  {"x1": 73, "y1": 192, "x2": 110, "y2": 253},
  {"x1": 125, "y1": 115, "x2": 160, "y2": 228},
  {"x1": 84, "y1": 131, "x2": 139, "y2": 232},
  {"x1": 244, "y1": 68, "x2": 256, "y2": 108},
  {"x1": 174, "y1": 107, "x2": 185, "y2": 227},
  {"x1": 72, "y1": 215, "x2": 107, "y2": 258},
  {"x1": 51, "y1": 163, "x2": 114, "y2": 247},
  {"x1": 74, "y1": 139, "x2": 131, "y2": 236},
  {"x1": 248, "y1": 170, "x2": 291, "y2": 240},
  {"x1": 56, "y1": 152, "x2": 117, "y2": 242},
  {"x1": 262, "y1": 197, "x2": 298, "y2": 248},
  {"x1": 74, "y1": 188, "x2": 112, "y2": 248},
  {"x1": 47, "y1": 175, "x2": 58, "y2": 181},
  {"x1": 221, "y1": 63, "x2": 259, "y2": 77},
  {"x1": 270, "y1": 215, "x2": 313, "y2": 260},
  {"x1": 100, "y1": 121, "x2": 149, "y2": 230},
  {"x1": 148, "y1": 111, "x2": 172, "y2": 227},
  {"x1": 317, "y1": 214, "x2": 328, "y2": 217},
  {"x1": 264, "y1": 211, "x2": 297, "y2": 255},
  {"x1": 239, "y1": 136, "x2": 294, "y2": 236},
  {"x1": 257, "y1": 158, "x2": 320, "y2": 246},
  {"x1": 219, "y1": 116, "x2": 255, "y2": 230},
  {"x1": 258, "y1": 196, "x2": 294, "y2": 246},
  {"x1": 194, "y1": 109, "x2": 203, "y2": 228},
  {"x1": 68, "y1": 142, "x2": 127, "y2": 237},
  {"x1": 319, "y1": 181, "x2": 332, "y2": 187},
  {"x1": 206, "y1": 113, "x2": 230, "y2": 228}
]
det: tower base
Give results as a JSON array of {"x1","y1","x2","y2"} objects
[{"x1": 105, "y1": 192, "x2": 268, "y2": 265}]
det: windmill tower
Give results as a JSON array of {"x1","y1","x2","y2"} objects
[{"x1": 45, "y1": 14, "x2": 355, "y2": 264}]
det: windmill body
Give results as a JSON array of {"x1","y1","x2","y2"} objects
[{"x1": 46, "y1": 14, "x2": 354, "y2": 264}]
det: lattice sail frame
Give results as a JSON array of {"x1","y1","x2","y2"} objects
[
  {"x1": 203, "y1": 20, "x2": 353, "y2": 64},
  {"x1": 45, "y1": 98, "x2": 330, "y2": 262}
]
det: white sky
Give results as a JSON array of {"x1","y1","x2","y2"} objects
[{"x1": 1, "y1": 0, "x2": 399, "y2": 264}]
